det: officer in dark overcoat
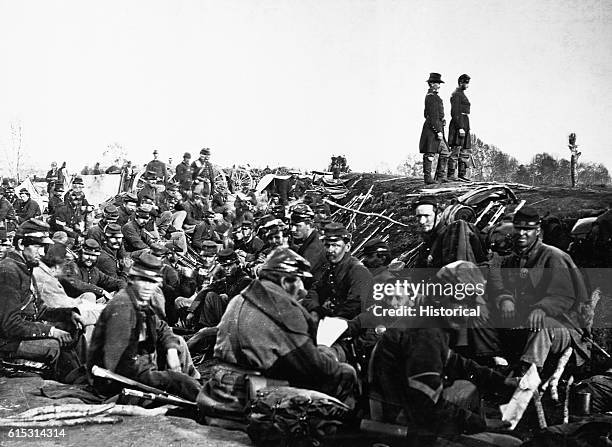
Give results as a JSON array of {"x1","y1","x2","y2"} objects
[
  {"x1": 448, "y1": 74, "x2": 472, "y2": 181},
  {"x1": 419, "y1": 73, "x2": 450, "y2": 184}
]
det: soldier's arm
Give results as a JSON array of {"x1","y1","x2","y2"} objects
[
  {"x1": 96, "y1": 268, "x2": 126, "y2": 292},
  {"x1": 122, "y1": 224, "x2": 150, "y2": 251},
  {"x1": 0, "y1": 272, "x2": 54, "y2": 339},
  {"x1": 531, "y1": 265, "x2": 577, "y2": 317},
  {"x1": 337, "y1": 264, "x2": 373, "y2": 320},
  {"x1": 424, "y1": 94, "x2": 443, "y2": 133}
]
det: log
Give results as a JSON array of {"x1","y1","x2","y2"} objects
[{"x1": 323, "y1": 198, "x2": 409, "y2": 227}]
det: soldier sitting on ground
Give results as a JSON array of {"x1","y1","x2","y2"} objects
[
  {"x1": 88, "y1": 253, "x2": 200, "y2": 401},
  {"x1": 0, "y1": 219, "x2": 85, "y2": 369},
  {"x1": 61, "y1": 239, "x2": 126, "y2": 302}
]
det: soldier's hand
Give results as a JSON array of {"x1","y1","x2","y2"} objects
[
  {"x1": 500, "y1": 300, "x2": 515, "y2": 320},
  {"x1": 436, "y1": 132, "x2": 443, "y2": 140},
  {"x1": 459, "y1": 128, "x2": 466, "y2": 136},
  {"x1": 528, "y1": 308, "x2": 546, "y2": 331},
  {"x1": 50, "y1": 327, "x2": 73, "y2": 347},
  {"x1": 123, "y1": 257, "x2": 134, "y2": 271},
  {"x1": 70, "y1": 311, "x2": 86, "y2": 331},
  {"x1": 102, "y1": 290, "x2": 113, "y2": 302},
  {"x1": 186, "y1": 312, "x2": 194, "y2": 323},
  {"x1": 166, "y1": 348, "x2": 181, "y2": 372}
]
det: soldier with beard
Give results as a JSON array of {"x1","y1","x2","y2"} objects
[
  {"x1": 50, "y1": 191, "x2": 87, "y2": 240},
  {"x1": 63, "y1": 177, "x2": 90, "y2": 207},
  {"x1": 0, "y1": 219, "x2": 85, "y2": 365},
  {"x1": 4, "y1": 186, "x2": 17, "y2": 207},
  {"x1": 61, "y1": 239, "x2": 125, "y2": 302},
  {"x1": 122, "y1": 207, "x2": 159, "y2": 254},
  {"x1": 116, "y1": 192, "x2": 138, "y2": 226},
  {"x1": 186, "y1": 249, "x2": 252, "y2": 330},
  {"x1": 289, "y1": 204, "x2": 327, "y2": 283},
  {"x1": 47, "y1": 184, "x2": 65, "y2": 215},
  {"x1": 97, "y1": 224, "x2": 131, "y2": 281}
]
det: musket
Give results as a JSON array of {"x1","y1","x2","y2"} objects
[
  {"x1": 486, "y1": 205, "x2": 506, "y2": 227},
  {"x1": 121, "y1": 388, "x2": 197, "y2": 409},
  {"x1": 561, "y1": 313, "x2": 610, "y2": 358},
  {"x1": 91, "y1": 366, "x2": 197, "y2": 408},
  {"x1": 474, "y1": 201, "x2": 495, "y2": 226}
]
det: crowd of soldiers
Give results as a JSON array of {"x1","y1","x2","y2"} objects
[{"x1": 0, "y1": 145, "x2": 609, "y2": 446}]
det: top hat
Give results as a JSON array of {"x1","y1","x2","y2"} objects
[{"x1": 426, "y1": 72, "x2": 444, "y2": 84}]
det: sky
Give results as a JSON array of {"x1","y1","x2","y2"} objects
[{"x1": 0, "y1": 0, "x2": 610, "y2": 174}]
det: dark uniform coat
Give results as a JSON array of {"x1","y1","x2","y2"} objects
[
  {"x1": 15, "y1": 198, "x2": 41, "y2": 224},
  {"x1": 371, "y1": 327, "x2": 508, "y2": 434},
  {"x1": 97, "y1": 245, "x2": 128, "y2": 280},
  {"x1": 294, "y1": 230, "x2": 327, "y2": 283},
  {"x1": 448, "y1": 88, "x2": 471, "y2": 149},
  {"x1": 145, "y1": 159, "x2": 167, "y2": 183},
  {"x1": 488, "y1": 239, "x2": 591, "y2": 363},
  {"x1": 87, "y1": 285, "x2": 200, "y2": 401},
  {"x1": 61, "y1": 260, "x2": 126, "y2": 298},
  {"x1": 50, "y1": 203, "x2": 84, "y2": 239},
  {"x1": 419, "y1": 89, "x2": 445, "y2": 154},
  {"x1": 302, "y1": 252, "x2": 373, "y2": 319},
  {"x1": 0, "y1": 197, "x2": 16, "y2": 230},
  {"x1": 122, "y1": 218, "x2": 156, "y2": 253},
  {"x1": 175, "y1": 161, "x2": 193, "y2": 191},
  {"x1": 0, "y1": 252, "x2": 76, "y2": 352}
]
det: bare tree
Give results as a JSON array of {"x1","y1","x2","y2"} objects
[{"x1": 3, "y1": 120, "x2": 24, "y2": 182}]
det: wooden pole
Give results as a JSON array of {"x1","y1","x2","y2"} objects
[{"x1": 323, "y1": 198, "x2": 410, "y2": 227}]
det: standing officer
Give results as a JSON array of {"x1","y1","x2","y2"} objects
[
  {"x1": 448, "y1": 74, "x2": 472, "y2": 181},
  {"x1": 191, "y1": 148, "x2": 215, "y2": 210},
  {"x1": 175, "y1": 152, "x2": 193, "y2": 192},
  {"x1": 419, "y1": 73, "x2": 450, "y2": 184},
  {"x1": 146, "y1": 150, "x2": 167, "y2": 184}
]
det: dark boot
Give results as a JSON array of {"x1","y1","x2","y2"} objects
[
  {"x1": 423, "y1": 155, "x2": 435, "y2": 184},
  {"x1": 435, "y1": 157, "x2": 449, "y2": 183},
  {"x1": 458, "y1": 160, "x2": 470, "y2": 182},
  {"x1": 447, "y1": 158, "x2": 458, "y2": 181},
  {"x1": 448, "y1": 147, "x2": 459, "y2": 181}
]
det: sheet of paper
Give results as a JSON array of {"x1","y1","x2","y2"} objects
[
  {"x1": 316, "y1": 317, "x2": 348, "y2": 347},
  {"x1": 499, "y1": 363, "x2": 541, "y2": 430}
]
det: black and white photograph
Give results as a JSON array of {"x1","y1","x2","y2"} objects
[{"x1": 0, "y1": 1, "x2": 611, "y2": 446}]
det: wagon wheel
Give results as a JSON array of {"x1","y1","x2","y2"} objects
[
  {"x1": 230, "y1": 168, "x2": 254, "y2": 192},
  {"x1": 213, "y1": 166, "x2": 229, "y2": 195}
]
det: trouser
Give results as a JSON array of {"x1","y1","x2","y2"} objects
[
  {"x1": 198, "y1": 291, "x2": 231, "y2": 328},
  {"x1": 434, "y1": 140, "x2": 451, "y2": 181},
  {"x1": 116, "y1": 337, "x2": 201, "y2": 401},
  {"x1": 0, "y1": 339, "x2": 61, "y2": 364},
  {"x1": 448, "y1": 146, "x2": 461, "y2": 178},
  {"x1": 520, "y1": 318, "x2": 574, "y2": 368},
  {"x1": 472, "y1": 317, "x2": 576, "y2": 368},
  {"x1": 423, "y1": 154, "x2": 435, "y2": 182}
]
